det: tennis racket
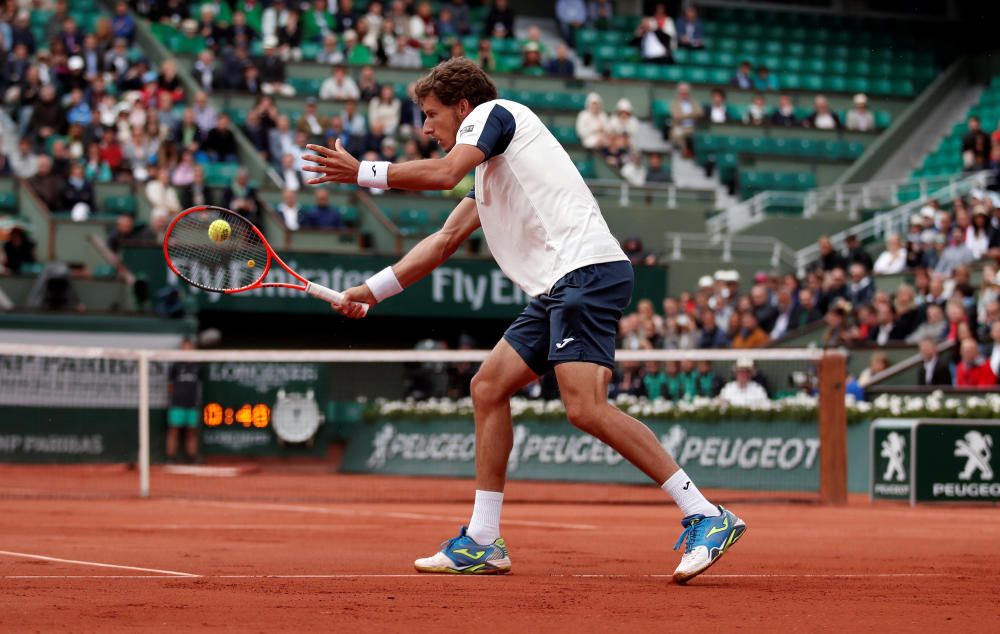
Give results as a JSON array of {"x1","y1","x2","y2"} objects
[{"x1": 163, "y1": 205, "x2": 368, "y2": 314}]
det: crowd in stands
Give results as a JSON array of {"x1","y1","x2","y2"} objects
[{"x1": 611, "y1": 187, "x2": 1000, "y2": 400}]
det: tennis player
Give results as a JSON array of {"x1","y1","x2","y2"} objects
[{"x1": 302, "y1": 58, "x2": 745, "y2": 583}]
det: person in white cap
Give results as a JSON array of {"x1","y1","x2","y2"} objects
[
  {"x1": 607, "y1": 97, "x2": 637, "y2": 142},
  {"x1": 847, "y1": 93, "x2": 874, "y2": 132},
  {"x1": 719, "y1": 357, "x2": 769, "y2": 406},
  {"x1": 575, "y1": 92, "x2": 609, "y2": 150}
]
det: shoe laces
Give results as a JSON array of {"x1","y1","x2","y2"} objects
[
  {"x1": 440, "y1": 526, "x2": 469, "y2": 551},
  {"x1": 673, "y1": 517, "x2": 705, "y2": 553}
]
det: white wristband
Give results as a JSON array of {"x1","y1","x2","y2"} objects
[
  {"x1": 357, "y1": 160, "x2": 390, "y2": 189},
  {"x1": 365, "y1": 266, "x2": 403, "y2": 303}
]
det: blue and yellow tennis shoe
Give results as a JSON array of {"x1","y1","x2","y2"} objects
[
  {"x1": 414, "y1": 526, "x2": 512, "y2": 575},
  {"x1": 672, "y1": 505, "x2": 746, "y2": 584}
]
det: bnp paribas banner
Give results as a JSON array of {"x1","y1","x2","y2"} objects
[
  {"x1": 122, "y1": 247, "x2": 666, "y2": 318},
  {"x1": 341, "y1": 419, "x2": 871, "y2": 492}
]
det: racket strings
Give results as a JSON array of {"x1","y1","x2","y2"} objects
[{"x1": 166, "y1": 209, "x2": 269, "y2": 292}]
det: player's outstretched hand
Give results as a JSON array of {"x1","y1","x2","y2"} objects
[
  {"x1": 334, "y1": 284, "x2": 376, "y2": 319},
  {"x1": 302, "y1": 140, "x2": 360, "y2": 186}
]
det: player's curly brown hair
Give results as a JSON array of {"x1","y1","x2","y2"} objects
[{"x1": 413, "y1": 57, "x2": 498, "y2": 109}]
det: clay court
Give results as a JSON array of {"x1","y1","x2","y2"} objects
[{"x1": 1, "y1": 466, "x2": 998, "y2": 632}]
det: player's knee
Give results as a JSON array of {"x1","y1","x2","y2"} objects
[
  {"x1": 565, "y1": 401, "x2": 603, "y2": 435},
  {"x1": 470, "y1": 371, "x2": 506, "y2": 405}
]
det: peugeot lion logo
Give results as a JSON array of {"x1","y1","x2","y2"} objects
[
  {"x1": 881, "y1": 431, "x2": 907, "y2": 482},
  {"x1": 955, "y1": 431, "x2": 993, "y2": 481}
]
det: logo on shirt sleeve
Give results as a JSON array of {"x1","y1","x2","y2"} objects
[{"x1": 459, "y1": 124, "x2": 475, "y2": 136}]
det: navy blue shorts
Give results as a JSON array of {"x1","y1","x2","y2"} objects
[{"x1": 503, "y1": 261, "x2": 634, "y2": 375}]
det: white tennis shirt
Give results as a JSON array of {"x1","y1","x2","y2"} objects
[{"x1": 455, "y1": 99, "x2": 627, "y2": 298}]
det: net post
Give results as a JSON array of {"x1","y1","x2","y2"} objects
[
  {"x1": 138, "y1": 351, "x2": 151, "y2": 499},
  {"x1": 818, "y1": 351, "x2": 847, "y2": 505}
]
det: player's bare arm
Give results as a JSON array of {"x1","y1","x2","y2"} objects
[
  {"x1": 302, "y1": 142, "x2": 484, "y2": 191},
  {"x1": 335, "y1": 196, "x2": 481, "y2": 319}
]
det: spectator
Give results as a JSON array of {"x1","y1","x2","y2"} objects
[
  {"x1": 867, "y1": 302, "x2": 899, "y2": 345},
  {"x1": 770, "y1": 93, "x2": 797, "y2": 126},
  {"x1": 576, "y1": 92, "x2": 609, "y2": 151},
  {"x1": 224, "y1": 168, "x2": 264, "y2": 227},
  {"x1": 675, "y1": 5, "x2": 704, "y2": 49},
  {"x1": 803, "y1": 95, "x2": 841, "y2": 130},
  {"x1": 719, "y1": 357, "x2": 769, "y2": 406},
  {"x1": 521, "y1": 42, "x2": 544, "y2": 74},
  {"x1": 545, "y1": 44, "x2": 575, "y2": 78},
  {"x1": 608, "y1": 98, "x2": 638, "y2": 142},
  {"x1": 369, "y1": 84, "x2": 401, "y2": 136},
  {"x1": 872, "y1": 233, "x2": 908, "y2": 275},
  {"x1": 277, "y1": 188, "x2": 301, "y2": 230},
  {"x1": 847, "y1": 93, "x2": 875, "y2": 132},
  {"x1": 753, "y1": 65, "x2": 778, "y2": 92},
  {"x1": 706, "y1": 89, "x2": 728, "y2": 124},
  {"x1": 259, "y1": 38, "x2": 295, "y2": 96},
  {"x1": 856, "y1": 351, "x2": 889, "y2": 390},
  {"x1": 750, "y1": 284, "x2": 778, "y2": 333},
  {"x1": 632, "y1": 4, "x2": 675, "y2": 64},
  {"x1": 908, "y1": 303, "x2": 948, "y2": 343},
  {"x1": 843, "y1": 233, "x2": 874, "y2": 271},
  {"x1": 28, "y1": 85, "x2": 65, "y2": 143},
  {"x1": 483, "y1": 0, "x2": 515, "y2": 38},
  {"x1": 795, "y1": 287, "x2": 821, "y2": 329},
  {"x1": 695, "y1": 309, "x2": 728, "y2": 348},
  {"x1": 961, "y1": 116, "x2": 991, "y2": 171},
  {"x1": 966, "y1": 206, "x2": 991, "y2": 259},
  {"x1": 446, "y1": 0, "x2": 472, "y2": 35},
  {"x1": 813, "y1": 235, "x2": 847, "y2": 272},
  {"x1": 9, "y1": 138, "x2": 38, "y2": 179},
  {"x1": 10, "y1": 12, "x2": 35, "y2": 54},
  {"x1": 669, "y1": 83, "x2": 703, "y2": 158},
  {"x1": 145, "y1": 166, "x2": 182, "y2": 220},
  {"x1": 202, "y1": 113, "x2": 239, "y2": 163},
  {"x1": 732, "y1": 312, "x2": 770, "y2": 348},
  {"x1": 192, "y1": 91, "x2": 218, "y2": 136},
  {"x1": 278, "y1": 153, "x2": 303, "y2": 191},
  {"x1": 621, "y1": 152, "x2": 646, "y2": 186},
  {"x1": 822, "y1": 300, "x2": 851, "y2": 348},
  {"x1": 916, "y1": 336, "x2": 952, "y2": 386},
  {"x1": 356, "y1": 66, "x2": 380, "y2": 102},
  {"x1": 63, "y1": 163, "x2": 95, "y2": 217},
  {"x1": 84, "y1": 142, "x2": 113, "y2": 184},
  {"x1": 29, "y1": 157, "x2": 64, "y2": 211},
  {"x1": 934, "y1": 227, "x2": 976, "y2": 276},
  {"x1": 106, "y1": 214, "x2": 153, "y2": 253},
  {"x1": 555, "y1": 0, "x2": 586, "y2": 46},
  {"x1": 601, "y1": 133, "x2": 628, "y2": 169},
  {"x1": 336, "y1": 0, "x2": 360, "y2": 33},
  {"x1": 955, "y1": 337, "x2": 996, "y2": 387},
  {"x1": 847, "y1": 262, "x2": 875, "y2": 307},
  {"x1": 317, "y1": 34, "x2": 345, "y2": 64},
  {"x1": 588, "y1": 0, "x2": 614, "y2": 29},
  {"x1": 277, "y1": 8, "x2": 304, "y2": 58},
  {"x1": 2, "y1": 227, "x2": 36, "y2": 274},
  {"x1": 410, "y1": 2, "x2": 437, "y2": 41},
  {"x1": 769, "y1": 290, "x2": 800, "y2": 340},
  {"x1": 193, "y1": 50, "x2": 220, "y2": 92},
  {"x1": 437, "y1": 8, "x2": 460, "y2": 39},
  {"x1": 171, "y1": 150, "x2": 198, "y2": 187},
  {"x1": 111, "y1": 1, "x2": 136, "y2": 43},
  {"x1": 474, "y1": 37, "x2": 497, "y2": 72},
  {"x1": 743, "y1": 93, "x2": 767, "y2": 125},
  {"x1": 731, "y1": 60, "x2": 753, "y2": 90},
  {"x1": 269, "y1": 115, "x2": 297, "y2": 165},
  {"x1": 320, "y1": 65, "x2": 360, "y2": 101},
  {"x1": 300, "y1": 188, "x2": 343, "y2": 229},
  {"x1": 296, "y1": 97, "x2": 328, "y2": 141},
  {"x1": 646, "y1": 152, "x2": 671, "y2": 183},
  {"x1": 179, "y1": 165, "x2": 216, "y2": 209}
]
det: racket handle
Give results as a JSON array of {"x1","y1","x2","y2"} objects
[{"x1": 305, "y1": 282, "x2": 370, "y2": 316}]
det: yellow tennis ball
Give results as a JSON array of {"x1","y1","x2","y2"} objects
[
  {"x1": 208, "y1": 219, "x2": 232, "y2": 243},
  {"x1": 247, "y1": 259, "x2": 255, "y2": 268}
]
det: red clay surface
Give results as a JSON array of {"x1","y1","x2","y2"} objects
[{"x1": 1, "y1": 466, "x2": 998, "y2": 632}]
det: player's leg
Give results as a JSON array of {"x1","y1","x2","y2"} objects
[
  {"x1": 413, "y1": 337, "x2": 538, "y2": 575},
  {"x1": 165, "y1": 408, "x2": 183, "y2": 461},
  {"x1": 183, "y1": 409, "x2": 199, "y2": 462},
  {"x1": 555, "y1": 361, "x2": 746, "y2": 584}
]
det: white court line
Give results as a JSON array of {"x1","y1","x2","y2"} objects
[
  {"x1": 0, "y1": 550, "x2": 198, "y2": 577},
  {"x1": 2, "y1": 573, "x2": 950, "y2": 580},
  {"x1": 181, "y1": 500, "x2": 597, "y2": 531}
]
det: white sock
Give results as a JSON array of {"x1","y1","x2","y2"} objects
[
  {"x1": 466, "y1": 489, "x2": 503, "y2": 545},
  {"x1": 662, "y1": 469, "x2": 719, "y2": 518}
]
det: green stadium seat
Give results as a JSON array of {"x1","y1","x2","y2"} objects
[
  {"x1": 691, "y1": 50, "x2": 712, "y2": 66},
  {"x1": 395, "y1": 208, "x2": 430, "y2": 236},
  {"x1": 826, "y1": 76, "x2": 848, "y2": 92},
  {"x1": 0, "y1": 191, "x2": 17, "y2": 211},
  {"x1": 340, "y1": 206, "x2": 359, "y2": 228},
  {"x1": 871, "y1": 79, "x2": 893, "y2": 95},
  {"x1": 786, "y1": 42, "x2": 806, "y2": 57},
  {"x1": 802, "y1": 59, "x2": 825, "y2": 75},
  {"x1": 892, "y1": 80, "x2": 915, "y2": 96},
  {"x1": 708, "y1": 68, "x2": 731, "y2": 84},
  {"x1": 203, "y1": 163, "x2": 241, "y2": 187},
  {"x1": 575, "y1": 159, "x2": 596, "y2": 180},
  {"x1": 802, "y1": 75, "x2": 824, "y2": 91},
  {"x1": 101, "y1": 195, "x2": 136, "y2": 215},
  {"x1": 847, "y1": 78, "x2": 870, "y2": 94},
  {"x1": 683, "y1": 67, "x2": 708, "y2": 84},
  {"x1": 848, "y1": 61, "x2": 871, "y2": 77},
  {"x1": 763, "y1": 41, "x2": 783, "y2": 56},
  {"x1": 781, "y1": 74, "x2": 802, "y2": 90}
]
